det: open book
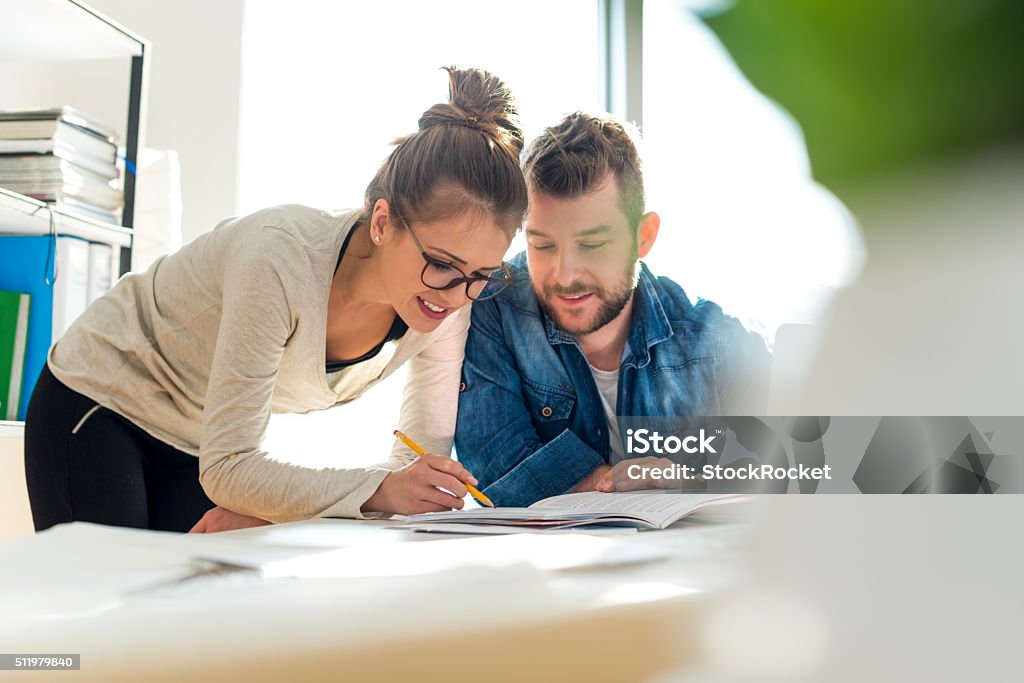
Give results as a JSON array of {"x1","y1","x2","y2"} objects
[{"x1": 401, "y1": 492, "x2": 750, "y2": 532}]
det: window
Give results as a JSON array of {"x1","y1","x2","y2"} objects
[
  {"x1": 641, "y1": 0, "x2": 863, "y2": 337},
  {"x1": 239, "y1": 0, "x2": 601, "y2": 467}
]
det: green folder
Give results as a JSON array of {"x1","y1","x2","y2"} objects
[{"x1": 0, "y1": 291, "x2": 31, "y2": 421}]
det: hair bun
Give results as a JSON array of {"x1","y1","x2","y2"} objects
[{"x1": 417, "y1": 66, "x2": 525, "y2": 155}]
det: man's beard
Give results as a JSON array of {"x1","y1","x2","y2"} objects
[{"x1": 536, "y1": 261, "x2": 639, "y2": 337}]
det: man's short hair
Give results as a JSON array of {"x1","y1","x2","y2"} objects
[{"x1": 521, "y1": 112, "x2": 645, "y2": 229}]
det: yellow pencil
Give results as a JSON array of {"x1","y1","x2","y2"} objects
[{"x1": 393, "y1": 429, "x2": 495, "y2": 508}]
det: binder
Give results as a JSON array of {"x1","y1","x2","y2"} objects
[
  {"x1": 86, "y1": 242, "x2": 114, "y2": 304},
  {"x1": 0, "y1": 235, "x2": 91, "y2": 419},
  {"x1": 52, "y1": 238, "x2": 90, "y2": 339},
  {"x1": 0, "y1": 291, "x2": 31, "y2": 421}
]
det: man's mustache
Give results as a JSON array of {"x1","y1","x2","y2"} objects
[{"x1": 545, "y1": 282, "x2": 601, "y2": 297}]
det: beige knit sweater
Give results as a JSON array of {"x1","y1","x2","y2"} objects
[{"x1": 48, "y1": 205, "x2": 470, "y2": 521}]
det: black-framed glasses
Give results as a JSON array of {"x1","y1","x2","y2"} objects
[{"x1": 393, "y1": 212, "x2": 512, "y2": 301}]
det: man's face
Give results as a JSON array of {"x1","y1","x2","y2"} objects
[{"x1": 525, "y1": 177, "x2": 639, "y2": 336}]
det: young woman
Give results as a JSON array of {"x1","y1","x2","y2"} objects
[{"x1": 23, "y1": 66, "x2": 527, "y2": 533}]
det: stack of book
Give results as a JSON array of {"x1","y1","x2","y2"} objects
[{"x1": 0, "y1": 106, "x2": 123, "y2": 225}]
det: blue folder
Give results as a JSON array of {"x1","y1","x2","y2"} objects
[{"x1": 0, "y1": 234, "x2": 77, "y2": 419}]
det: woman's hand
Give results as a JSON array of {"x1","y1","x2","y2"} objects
[
  {"x1": 189, "y1": 506, "x2": 272, "y2": 533},
  {"x1": 362, "y1": 454, "x2": 477, "y2": 515}
]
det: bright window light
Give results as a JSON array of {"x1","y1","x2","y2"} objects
[
  {"x1": 642, "y1": 0, "x2": 864, "y2": 338},
  {"x1": 239, "y1": 0, "x2": 600, "y2": 467}
]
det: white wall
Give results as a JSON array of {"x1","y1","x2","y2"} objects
[
  {"x1": 85, "y1": 0, "x2": 245, "y2": 244},
  {"x1": 0, "y1": 424, "x2": 32, "y2": 541},
  {"x1": 778, "y1": 144, "x2": 1024, "y2": 415}
]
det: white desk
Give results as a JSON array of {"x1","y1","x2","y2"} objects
[
  {"x1": 0, "y1": 516, "x2": 750, "y2": 683},
  {"x1": 4, "y1": 498, "x2": 1022, "y2": 682}
]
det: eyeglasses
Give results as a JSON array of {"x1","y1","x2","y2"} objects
[{"x1": 392, "y1": 211, "x2": 512, "y2": 301}]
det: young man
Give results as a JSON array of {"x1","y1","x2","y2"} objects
[{"x1": 455, "y1": 112, "x2": 771, "y2": 507}]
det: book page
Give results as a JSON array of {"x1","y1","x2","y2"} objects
[
  {"x1": 406, "y1": 507, "x2": 605, "y2": 524},
  {"x1": 531, "y1": 492, "x2": 746, "y2": 527},
  {"x1": 405, "y1": 492, "x2": 747, "y2": 529}
]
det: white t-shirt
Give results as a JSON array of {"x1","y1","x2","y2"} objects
[{"x1": 588, "y1": 363, "x2": 625, "y2": 461}]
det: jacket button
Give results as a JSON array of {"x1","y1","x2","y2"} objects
[
  {"x1": 541, "y1": 406, "x2": 553, "y2": 417},
  {"x1": 459, "y1": 382, "x2": 466, "y2": 392}
]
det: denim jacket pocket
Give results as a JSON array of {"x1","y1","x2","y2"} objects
[{"x1": 521, "y1": 378, "x2": 575, "y2": 440}]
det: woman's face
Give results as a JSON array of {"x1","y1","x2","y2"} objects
[{"x1": 375, "y1": 204, "x2": 512, "y2": 333}]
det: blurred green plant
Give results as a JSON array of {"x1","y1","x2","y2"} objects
[{"x1": 703, "y1": 0, "x2": 1024, "y2": 186}]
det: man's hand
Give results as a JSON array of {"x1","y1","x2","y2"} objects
[
  {"x1": 595, "y1": 457, "x2": 699, "y2": 492},
  {"x1": 361, "y1": 454, "x2": 477, "y2": 516},
  {"x1": 572, "y1": 464, "x2": 613, "y2": 492},
  {"x1": 189, "y1": 506, "x2": 271, "y2": 533}
]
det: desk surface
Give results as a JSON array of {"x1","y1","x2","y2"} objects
[{"x1": 0, "y1": 516, "x2": 750, "y2": 683}]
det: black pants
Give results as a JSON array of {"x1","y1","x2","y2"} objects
[{"x1": 23, "y1": 364, "x2": 214, "y2": 532}]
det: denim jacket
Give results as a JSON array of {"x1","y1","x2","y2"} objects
[{"x1": 455, "y1": 252, "x2": 772, "y2": 507}]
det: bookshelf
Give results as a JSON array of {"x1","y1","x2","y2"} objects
[
  {"x1": 0, "y1": 0, "x2": 148, "y2": 269},
  {"x1": 0, "y1": 0, "x2": 148, "y2": 421},
  {"x1": 0, "y1": 187, "x2": 133, "y2": 247}
]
